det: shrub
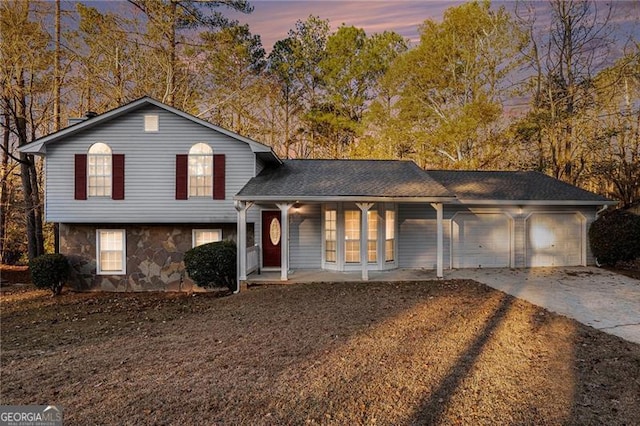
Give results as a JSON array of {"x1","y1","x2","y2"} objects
[
  {"x1": 589, "y1": 209, "x2": 640, "y2": 266},
  {"x1": 29, "y1": 253, "x2": 70, "y2": 296},
  {"x1": 184, "y1": 241, "x2": 237, "y2": 291}
]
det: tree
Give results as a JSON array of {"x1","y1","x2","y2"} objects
[
  {"x1": 516, "y1": 0, "x2": 615, "y2": 185},
  {"x1": 267, "y1": 16, "x2": 330, "y2": 158},
  {"x1": 376, "y1": 1, "x2": 524, "y2": 168},
  {"x1": 198, "y1": 24, "x2": 267, "y2": 137},
  {"x1": 68, "y1": 3, "x2": 134, "y2": 114},
  {"x1": 1, "y1": 0, "x2": 51, "y2": 260},
  {"x1": 127, "y1": 0, "x2": 253, "y2": 107},
  {"x1": 310, "y1": 26, "x2": 406, "y2": 158},
  {"x1": 588, "y1": 50, "x2": 640, "y2": 206},
  {"x1": 268, "y1": 37, "x2": 304, "y2": 158}
]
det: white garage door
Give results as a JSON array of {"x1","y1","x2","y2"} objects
[
  {"x1": 526, "y1": 213, "x2": 583, "y2": 267},
  {"x1": 452, "y1": 213, "x2": 510, "y2": 268}
]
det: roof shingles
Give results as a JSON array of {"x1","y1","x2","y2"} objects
[
  {"x1": 237, "y1": 160, "x2": 453, "y2": 199},
  {"x1": 427, "y1": 170, "x2": 610, "y2": 202}
]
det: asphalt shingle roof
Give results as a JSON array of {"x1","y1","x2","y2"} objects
[
  {"x1": 237, "y1": 160, "x2": 453, "y2": 199},
  {"x1": 427, "y1": 170, "x2": 611, "y2": 202}
]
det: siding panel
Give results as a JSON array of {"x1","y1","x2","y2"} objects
[
  {"x1": 398, "y1": 204, "x2": 438, "y2": 269},
  {"x1": 289, "y1": 204, "x2": 322, "y2": 269},
  {"x1": 46, "y1": 105, "x2": 257, "y2": 223}
]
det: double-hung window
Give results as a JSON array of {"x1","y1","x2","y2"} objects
[
  {"x1": 88, "y1": 143, "x2": 112, "y2": 197},
  {"x1": 344, "y1": 210, "x2": 361, "y2": 263},
  {"x1": 325, "y1": 209, "x2": 337, "y2": 262},
  {"x1": 192, "y1": 229, "x2": 222, "y2": 247},
  {"x1": 385, "y1": 210, "x2": 395, "y2": 261},
  {"x1": 368, "y1": 211, "x2": 378, "y2": 263},
  {"x1": 97, "y1": 229, "x2": 126, "y2": 274},
  {"x1": 188, "y1": 143, "x2": 213, "y2": 197}
]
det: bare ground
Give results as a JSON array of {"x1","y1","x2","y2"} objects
[{"x1": 1, "y1": 281, "x2": 639, "y2": 425}]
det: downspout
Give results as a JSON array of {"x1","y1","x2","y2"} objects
[
  {"x1": 594, "y1": 204, "x2": 609, "y2": 267},
  {"x1": 596, "y1": 204, "x2": 608, "y2": 219}
]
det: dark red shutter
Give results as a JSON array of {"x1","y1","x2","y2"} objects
[
  {"x1": 112, "y1": 154, "x2": 125, "y2": 200},
  {"x1": 74, "y1": 154, "x2": 87, "y2": 200},
  {"x1": 176, "y1": 154, "x2": 188, "y2": 200},
  {"x1": 213, "y1": 154, "x2": 225, "y2": 200}
]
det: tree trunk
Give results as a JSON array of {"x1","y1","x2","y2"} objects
[
  {"x1": 167, "y1": 0, "x2": 177, "y2": 106},
  {"x1": 53, "y1": 0, "x2": 61, "y2": 253},
  {"x1": 0, "y1": 109, "x2": 10, "y2": 262},
  {"x1": 15, "y1": 71, "x2": 42, "y2": 260}
]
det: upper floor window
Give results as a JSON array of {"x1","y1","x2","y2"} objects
[
  {"x1": 88, "y1": 143, "x2": 112, "y2": 197},
  {"x1": 144, "y1": 114, "x2": 159, "y2": 132},
  {"x1": 188, "y1": 143, "x2": 213, "y2": 197}
]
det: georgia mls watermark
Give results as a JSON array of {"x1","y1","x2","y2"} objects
[{"x1": 0, "y1": 405, "x2": 63, "y2": 426}]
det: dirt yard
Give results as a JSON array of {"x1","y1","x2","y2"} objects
[{"x1": 1, "y1": 281, "x2": 639, "y2": 425}]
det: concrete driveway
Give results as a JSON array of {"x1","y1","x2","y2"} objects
[{"x1": 448, "y1": 267, "x2": 640, "y2": 344}]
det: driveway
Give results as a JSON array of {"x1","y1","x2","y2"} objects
[{"x1": 448, "y1": 267, "x2": 640, "y2": 344}]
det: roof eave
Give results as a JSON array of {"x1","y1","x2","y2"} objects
[
  {"x1": 234, "y1": 195, "x2": 457, "y2": 203},
  {"x1": 452, "y1": 199, "x2": 617, "y2": 206}
]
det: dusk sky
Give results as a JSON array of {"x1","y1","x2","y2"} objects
[
  {"x1": 223, "y1": 0, "x2": 640, "y2": 53},
  {"x1": 85, "y1": 1, "x2": 640, "y2": 53}
]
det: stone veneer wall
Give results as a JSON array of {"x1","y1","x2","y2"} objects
[{"x1": 60, "y1": 223, "x2": 254, "y2": 291}]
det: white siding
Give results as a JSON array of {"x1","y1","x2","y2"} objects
[
  {"x1": 289, "y1": 204, "x2": 322, "y2": 269},
  {"x1": 398, "y1": 204, "x2": 451, "y2": 269},
  {"x1": 45, "y1": 104, "x2": 257, "y2": 223},
  {"x1": 398, "y1": 204, "x2": 599, "y2": 270}
]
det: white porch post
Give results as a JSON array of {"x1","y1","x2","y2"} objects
[
  {"x1": 431, "y1": 202, "x2": 444, "y2": 278},
  {"x1": 276, "y1": 203, "x2": 293, "y2": 281},
  {"x1": 234, "y1": 200, "x2": 253, "y2": 292},
  {"x1": 357, "y1": 203, "x2": 374, "y2": 280}
]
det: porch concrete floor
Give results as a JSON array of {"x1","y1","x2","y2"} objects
[{"x1": 246, "y1": 268, "x2": 440, "y2": 284}]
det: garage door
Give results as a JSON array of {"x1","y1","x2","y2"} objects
[
  {"x1": 452, "y1": 213, "x2": 510, "y2": 268},
  {"x1": 526, "y1": 213, "x2": 583, "y2": 267}
]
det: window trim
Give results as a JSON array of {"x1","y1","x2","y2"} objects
[
  {"x1": 144, "y1": 114, "x2": 159, "y2": 132},
  {"x1": 192, "y1": 228, "x2": 222, "y2": 248},
  {"x1": 96, "y1": 229, "x2": 126, "y2": 275}
]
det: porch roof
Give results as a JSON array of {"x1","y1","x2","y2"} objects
[{"x1": 236, "y1": 159, "x2": 456, "y2": 202}]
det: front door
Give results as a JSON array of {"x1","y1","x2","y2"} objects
[{"x1": 262, "y1": 211, "x2": 282, "y2": 268}]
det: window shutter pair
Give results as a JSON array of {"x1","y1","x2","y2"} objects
[
  {"x1": 74, "y1": 154, "x2": 124, "y2": 200},
  {"x1": 175, "y1": 154, "x2": 225, "y2": 200}
]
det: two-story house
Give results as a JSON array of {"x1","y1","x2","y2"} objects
[{"x1": 19, "y1": 97, "x2": 615, "y2": 292}]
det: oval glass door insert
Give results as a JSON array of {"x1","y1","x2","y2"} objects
[{"x1": 269, "y1": 218, "x2": 281, "y2": 245}]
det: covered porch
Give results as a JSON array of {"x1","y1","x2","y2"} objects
[{"x1": 233, "y1": 160, "x2": 456, "y2": 292}]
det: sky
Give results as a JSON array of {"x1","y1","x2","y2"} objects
[
  {"x1": 222, "y1": 0, "x2": 640, "y2": 53},
  {"x1": 83, "y1": 0, "x2": 640, "y2": 53}
]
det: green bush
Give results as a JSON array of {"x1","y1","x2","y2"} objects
[
  {"x1": 184, "y1": 241, "x2": 237, "y2": 291},
  {"x1": 29, "y1": 253, "x2": 70, "y2": 296},
  {"x1": 589, "y1": 209, "x2": 640, "y2": 266}
]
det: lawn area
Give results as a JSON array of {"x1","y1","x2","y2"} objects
[{"x1": 1, "y1": 280, "x2": 639, "y2": 425}]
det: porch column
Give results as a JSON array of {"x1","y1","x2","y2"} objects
[
  {"x1": 357, "y1": 203, "x2": 374, "y2": 280},
  {"x1": 431, "y1": 202, "x2": 444, "y2": 278},
  {"x1": 234, "y1": 200, "x2": 253, "y2": 292},
  {"x1": 276, "y1": 203, "x2": 293, "y2": 281}
]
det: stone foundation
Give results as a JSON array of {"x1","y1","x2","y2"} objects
[{"x1": 60, "y1": 223, "x2": 253, "y2": 291}]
